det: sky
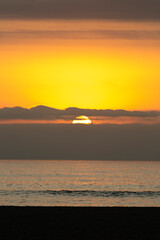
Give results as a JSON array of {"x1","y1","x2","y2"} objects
[
  {"x1": 0, "y1": 1, "x2": 160, "y2": 160},
  {"x1": 0, "y1": 0, "x2": 160, "y2": 113}
]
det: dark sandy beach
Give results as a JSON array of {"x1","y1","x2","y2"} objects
[{"x1": 0, "y1": 207, "x2": 159, "y2": 240}]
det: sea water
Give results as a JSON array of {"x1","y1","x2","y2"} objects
[{"x1": 0, "y1": 160, "x2": 160, "y2": 206}]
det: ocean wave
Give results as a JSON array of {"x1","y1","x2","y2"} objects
[{"x1": 1, "y1": 190, "x2": 160, "y2": 198}]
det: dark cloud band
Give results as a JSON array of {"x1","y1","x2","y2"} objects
[
  {"x1": 0, "y1": 124, "x2": 160, "y2": 160},
  {"x1": 0, "y1": 0, "x2": 160, "y2": 20},
  {"x1": 0, "y1": 106, "x2": 160, "y2": 120}
]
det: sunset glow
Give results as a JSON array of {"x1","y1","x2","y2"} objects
[{"x1": 0, "y1": 20, "x2": 160, "y2": 111}]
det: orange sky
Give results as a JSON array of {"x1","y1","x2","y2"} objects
[{"x1": 0, "y1": 20, "x2": 160, "y2": 110}]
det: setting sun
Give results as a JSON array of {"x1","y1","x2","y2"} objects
[{"x1": 72, "y1": 116, "x2": 92, "y2": 124}]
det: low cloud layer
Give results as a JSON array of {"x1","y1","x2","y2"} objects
[
  {"x1": 0, "y1": 0, "x2": 160, "y2": 20},
  {"x1": 0, "y1": 124, "x2": 160, "y2": 160},
  {"x1": 0, "y1": 106, "x2": 160, "y2": 120}
]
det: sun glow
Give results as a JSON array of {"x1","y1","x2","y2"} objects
[
  {"x1": 0, "y1": 20, "x2": 160, "y2": 110},
  {"x1": 72, "y1": 116, "x2": 92, "y2": 124}
]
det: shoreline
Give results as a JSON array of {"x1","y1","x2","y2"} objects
[{"x1": 0, "y1": 206, "x2": 160, "y2": 239}]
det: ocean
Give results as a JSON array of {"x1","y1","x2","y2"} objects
[{"x1": 0, "y1": 160, "x2": 160, "y2": 206}]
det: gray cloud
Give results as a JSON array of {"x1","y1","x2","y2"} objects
[
  {"x1": 0, "y1": 0, "x2": 160, "y2": 20},
  {"x1": 0, "y1": 106, "x2": 160, "y2": 120},
  {"x1": 0, "y1": 123, "x2": 160, "y2": 160},
  {"x1": 1, "y1": 30, "x2": 160, "y2": 40}
]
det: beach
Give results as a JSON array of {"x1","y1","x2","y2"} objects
[{"x1": 0, "y1": 207, "x2": 159, "y2": 240}]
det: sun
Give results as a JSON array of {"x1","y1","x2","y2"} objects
[{"x1": 72, "y1": 115, "x2": 92, "y2": 124}]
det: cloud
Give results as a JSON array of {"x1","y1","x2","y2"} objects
[
  {"x1": 0, "y1": 123, "x2": 160, "y2": 160},
  {"x1": 0, "y1": 0, "x2": 160, "y2": 20},
  {"x1": 0, "y1": 105, "x2": 160, "y2": 120},
  {"x1": 1, "y1": 30, "x2": 160, "y2": 40}
]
